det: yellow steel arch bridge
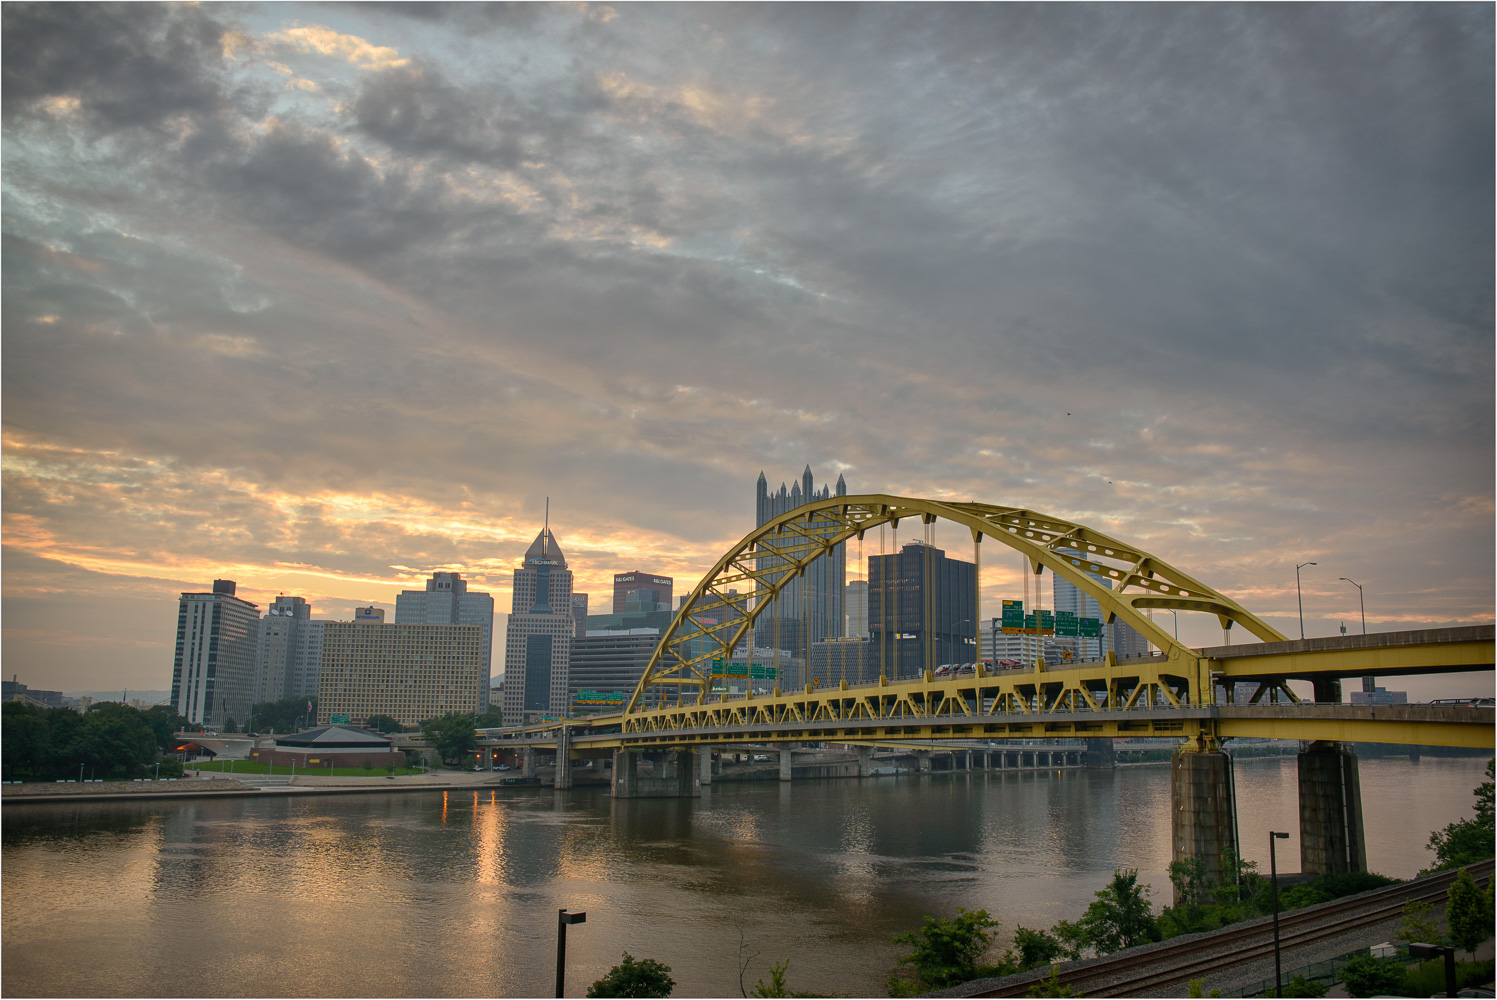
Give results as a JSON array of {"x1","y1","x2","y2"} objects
[{"x1": 513, "y1": 496, "x2": 1493, "y2": 751}]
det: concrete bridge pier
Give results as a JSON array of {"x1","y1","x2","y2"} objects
[
  {"x1": 699, "y1": 748, "x2": 713, "y2": 786},
  {"x1": 1084, "y1": 738, "x2": 1116, "y2": 769},
  {"x1": 915, "y1": 752, "x2": 933, "y2": 773},
  {"x1": 857, "y1": 746, "x2": 873, "y2": 777},
  {"x1": 1298, "y1": 741, "x2": 1366, "y2": 876},
  {"x1": 522, "y1": 747, "x2": 537, "y2": 779},
  {"x1": 779, "y1": 747, "x2": 793, "y2": 782},
  {"x1": 554, "y1": 729, "x2": 573, "y2": 790},
  {"x1": 612, "y1": 749, "x2": 701, "y2": 799},
  {"x1": 1170, "y1": 748, "x2": 1238, "y2": 905}
]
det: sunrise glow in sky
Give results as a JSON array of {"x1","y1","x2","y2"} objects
[{"x1": 3, "y1": 3, "x2": 1492, "y2": 698}]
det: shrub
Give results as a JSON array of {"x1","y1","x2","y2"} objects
[
  {"x1": 1279, "y1": 973, "x2": 1328, "y2": 997},
  {"x1": 586, "y1": 953, "x2": 674, "y2": 998},
  {"x1": 1336, "y1": 952, "x2": 1405, "y2": 998}
]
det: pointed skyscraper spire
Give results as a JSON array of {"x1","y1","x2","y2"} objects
[{"x1": 836, "y1": 473, "x2": 847, "y2": 496}]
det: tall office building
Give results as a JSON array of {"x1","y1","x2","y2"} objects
[
  {"x1": 255, "y1": 595, "x2": 326, "y2": 704},
  {"x1": 317, "y1": 620, "x2": 483, "y2": 727},
  {"x1": 569, "y1": 629, "x2": 671, "y2": 714},
  {"x1": 502, "y1": 524, "x2": 575, "y2": 725},
  {"x1": 171, "y1": 580, "x2": 260, "y2": 728},
  {"x1": 845, "y1": 580, "x2": 869, "y2": 638},
  {"x1": 868, "y1": 541, "x2": 977, "y2": 678},
  {"x1": 612, "y1": 571, "x2": 673, "y2": 614},
  {"x1": 571, "y1": 593, "x2": 590, "y2": 639},
  {"x1": 754, "y1": 466, "x2": 847, "y2": 657},
  {"x1": 1052, "y1": 555, "x2": 1150, "y2": 660},
  {"x1": 395, "y1": 572, "x2": 495, "y2": 708}
]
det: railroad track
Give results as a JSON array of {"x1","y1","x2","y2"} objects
[{"x1": 967, "y1": 860, "x2": 1493, "y2": 997}]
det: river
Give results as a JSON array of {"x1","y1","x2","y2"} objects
[{"x1": 2, "y1": 755, "x2": 1486, "y2": 998}]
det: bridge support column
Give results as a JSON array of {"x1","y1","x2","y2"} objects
[
  {"x1": 554, "y1": 729, "x2": 572, "y2": 790},
  {"x1": 613, "y1": 749, "x2": 638, "y2": 798},
  {"x1": 1298, "y1": 741, "x2": 1366, "y2": 877},
  {"x1": 1312, "y1": 677, "x2": 1343, "y2": 704},
  {"x1": 964, "y1": 750, "x2": 973, "y2": 771},
  {"x1": 857, "y1": 746, "x2": 872, "y2": 778},
  {"x1": 522, "y1": 747, "x2": 536, "y2": 779},
  {"x1": 674, "y1": 751, "x2": 700, "y2": 797},
  {"x1": 915, "y1": 752, "x2": 932, "y2": 773},
  {"x1": 699, "y1": 748, "x2": 713, "y2": 786},
  {"x1": 779, "y1": 747, "x2": 793, "y2": 782},
  {"x1": 1170, "y1": 748, "x2": 1238, "y2": 906},
  {"x1": 1084, "y1": 738, "x2": 1116, "y2": 769}
]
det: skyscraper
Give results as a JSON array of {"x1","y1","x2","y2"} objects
[
  {"x1": 171, "y1": 579, "x2": 260, "y2": 728},
  {"x1": 395, "y1": 572, "x2": 495, "y2": 708},
  {"x1": 255, "y1": 595, "x2": 326, "y2": 704},
  {"x1": 611, "y1": 571, "x2": 673, "y2": 613},
  {"x1": 502, "y1": 524, "x2": 575, "y2": 724},
  {"x1": 754, "y1": 466, "x2": 847, "y2": 657},
  {"x1": 868, "y1": 541, "x2": 977, "y2": 678},
  {"x1": 1052, "y1": 555, "x2": 1150, "y2": 660}
]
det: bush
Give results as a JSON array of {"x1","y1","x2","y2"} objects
[
  {"x1": 1278, "y1": 884, "x2": 1334, "y2": 910},
  {"x1": 1279, "y1": 973, "x2": 1328, "y2": 997},
  {"x1": 892, "y1": 908, "x2": 1004, "y2": 989},
  {"x1": 1336, "y1": 952, "x2": 1405, "y2": 998},
  {"x1": 586, "y1": 953, "x2": 674, "y2": 998}
]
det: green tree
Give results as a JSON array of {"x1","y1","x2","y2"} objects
[
  {"x1": 1076, "y1": 869, "x2": 1160, "y2": 955},
  {"x1": 1394, "y1": 898, "x2": 1442, "y2": 945},
  {"x1": 892, "y1": 908, "x2": 1003, "y2": 989},
  {"x1": 364, "y1": 714, "x2": 402, "y2": 734},
  {"x1": 1336, "y1": 952, "x2": 1405, "y2": 998},
  {"x1": 1, "y1": 702, "x2": 50, "y2": 779},
  {"x1": 474, "y1": 708, "x2": 503, "y2": 728},
  {"x1": 143, "y1": 704, "x2": 189, "y2": 748},
  {"x1": 1425, "y1": 759, "x2": 1495, "y2": 872},
  {"x1": 222, "y1": 717, "x2": 238, "y2": 734},
  {"x1": 1008, "y1": 925, "x2": 1064, "y2": 972},
  {"x1": 1446, "y1": 867, "x2": 1492, "y2": 958},
  {"x1": 421, "y1": 712, "x2": 477, "y2": 765},
  {"x1": 585, "y1": 953, "x2": 674, "y2": 998},
  {"x1": 1187, "y1": 979, "x2": 1223, "y2": 998}
]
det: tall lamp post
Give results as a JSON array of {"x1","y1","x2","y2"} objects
[
  {"x1": 1270, "y1": 831, "x2": 1289, "y2": 997},
  {"x1": 555, "y1": 908, "x2": 587, "y2": 997},
  {"x1": 1340, "y1": 577, "x2": 1372, "y2": 695},
  {"x1": 1295, "y1": 562, "x2": 1317, "y2": 639}
]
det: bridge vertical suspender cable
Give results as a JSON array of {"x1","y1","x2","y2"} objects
[{"x1": 892, "y1": 519, "x2": 900, "y2": 680}]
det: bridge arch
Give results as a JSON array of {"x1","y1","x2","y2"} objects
[{"x1": 626, "y1": 494, "x2": 1287, "y2": 712}]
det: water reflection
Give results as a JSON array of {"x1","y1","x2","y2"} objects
[{"x1": 2, "y1": 757, "x2": 1485, "y2": 998}]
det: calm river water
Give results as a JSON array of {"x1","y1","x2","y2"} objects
[{"x1": 2, "y1": 755, "x2": 1486, "y2": 998}]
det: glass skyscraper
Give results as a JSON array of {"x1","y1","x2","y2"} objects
[{"x1": 754, "y1": 466, "x2": 847, "y2": 658}]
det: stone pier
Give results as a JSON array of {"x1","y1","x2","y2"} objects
[
  {"x1": 1298, "y1": 741, "x2": 1366, "y2": 876},
  {"x1": 1170, "y1": 748, "x2": 1237, "y2": 904},
  {"x1": 1083, "y1": 738, "x2": 1116, "y2": 769},
  {"x1": 521, "y1": 747, "x2": 536, "y2": 779},
  {"x1": 779, "y1": 747, "x2": 793, "y2": 782},
  {"x1": 699, "y1": 748, "x2": 713, "y2": 786},
  {"x1": 612, "y1": 749, "x2": 700, "y2": 799},
  {"x1": 554, "y1": 728, "x2": 573, "y2": 790},
  {"x1": 857, "y1": 746, "x2": 872, "y2": 777}
]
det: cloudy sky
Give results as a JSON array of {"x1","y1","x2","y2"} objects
[{"x1": 3, "y1": 3, "x2": 1492, "y2": 698}]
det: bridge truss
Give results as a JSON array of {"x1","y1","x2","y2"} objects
[{"x1": 625, "y1": 494, "x2": 1285, "y2": 718}]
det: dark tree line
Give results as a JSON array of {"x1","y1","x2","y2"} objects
[{"x1": 2, "y1": 701, "x2": 188, "y2": 782}]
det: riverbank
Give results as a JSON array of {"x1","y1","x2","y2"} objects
[{"x1": 0, "y1": 769, "x2": 531, "y2": 804}]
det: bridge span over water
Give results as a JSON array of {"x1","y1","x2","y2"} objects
[{"x1": 479, "y1": 496, "x2": 1492, "y2": 893}]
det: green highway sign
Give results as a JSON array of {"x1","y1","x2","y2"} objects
[
  {"x1": 1001, "y1": 599, "x2": 1024, "y2": 632},
  {"x1": 1079, "y1": 617, "x2": 1102, "y2": 638},
  {"x1": 1056, "y1": 611, "x2": 1078, "y2": 637},
  {"x1": 330, "y1": 714, "x2": 350, "y2": 725}
]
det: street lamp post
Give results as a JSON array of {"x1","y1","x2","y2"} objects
[
  {"x1": 1270, "y1": 831, "x2": 1289, "y2": 997},
  {"x1": 555, "y1": 908, "x2": 587, "y2": 997},
  {"x1": 1338, "y1": 578, "x2": 1366, "y2": 634},
  {"x1": 1295, "y1": 562, "x2": 1317, "y2": 639},
  {"x1": 1340, "y1": 577, "x2": 1372, "y2": 694}
]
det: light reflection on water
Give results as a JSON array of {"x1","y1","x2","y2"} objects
[{"x1": 2, "y1": 756, "x2": 1485, "y2": 998}]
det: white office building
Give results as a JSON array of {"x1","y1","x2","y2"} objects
[{"x1": 171, "y1": 580, "x2": 260, "y2": 728}]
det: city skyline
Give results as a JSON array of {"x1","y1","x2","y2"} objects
[{"x1": 3, "y1": 5, "x2": 1492, "y2": 698}]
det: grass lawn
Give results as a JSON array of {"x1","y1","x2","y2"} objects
[{"x1": 189, "y1": 760, "x2": 429, "y2": 777}]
